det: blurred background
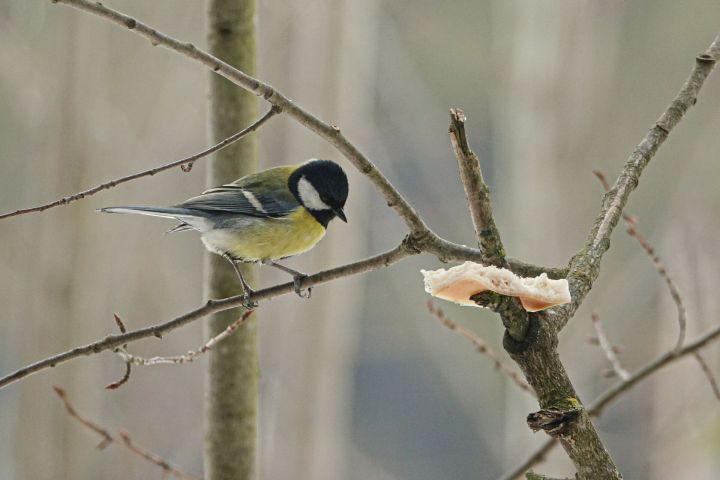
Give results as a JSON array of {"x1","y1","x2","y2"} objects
[{"x1": 1, "y1": 1, "x2": 719, "y2": 479}]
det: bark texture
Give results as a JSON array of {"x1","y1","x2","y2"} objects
[
  {"x1": 204, "y1": 1, "x2": 258, "y2": 479},
  {"x1": 508, "y1": 314, "x2": 621, "y2": 479}
]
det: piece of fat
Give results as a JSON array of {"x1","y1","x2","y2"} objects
[{"x1": 422, "y1": 261, "x2": 571, "y2": 312}]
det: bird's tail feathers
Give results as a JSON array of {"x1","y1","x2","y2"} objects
[
  {"x1": 98, "y1": 206, "x2": 211, "y2": 232},
  {"x1": 99, "y1": 206, "x2": 196, "y2": 218}
]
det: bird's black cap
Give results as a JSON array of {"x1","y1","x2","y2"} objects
[{"x1": 289, "y1": 159, "x2": 349, "y2": 228}]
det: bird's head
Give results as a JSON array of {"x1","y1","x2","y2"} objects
[{"x1": 289, "y1": 159, "x2": 349, "y2": 227}]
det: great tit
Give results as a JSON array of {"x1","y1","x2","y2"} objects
[{"x1": 100, "y1": 159, "x2": 349, "y2": 306}]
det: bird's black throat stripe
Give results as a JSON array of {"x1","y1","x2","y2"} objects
[{"x1": 307, "y1": 208, "x2": 334, "y2": 228}]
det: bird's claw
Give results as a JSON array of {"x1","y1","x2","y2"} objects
[
  {"x1": 242, "y1": 287, "x2": 258, "y2": 310},
  {"x1": 293, "y1": 275, "x2": 312, "y2": 299}
]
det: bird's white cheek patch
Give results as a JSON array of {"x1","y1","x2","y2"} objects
[{"x1": 297, "y1": 176, "x2": 330, "y2": 210}]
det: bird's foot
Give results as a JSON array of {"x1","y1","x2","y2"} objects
[
  {"x1": 293, "y1": 274, "x2": 312, "y2": 299},
  {"x1": 241, "y1": 286, "x2": 259, "y2": 310}
]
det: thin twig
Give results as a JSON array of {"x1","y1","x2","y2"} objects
[
  {"x1": 427, "y1": 301, "x2": 535, "y2": 396},
  {"x1": 559, "y1": 36, "x2": 720, "y2": 331},
  {"x1": 117, "y1": 310, "x2": 253, "y2": 366},
  {"x1": 0, "y1": 106, "x2": 279, "y2": 220},
  {"x1": 497, "y1": 322, "x2": 720, "y2": 480},
  {"x1": 497, "y1": 438, "x2": 556, "y2": 480},
  {"x1": 589, "y1": 323, "x2": 720, "y2": 414},
  {"x1": 593, "y1": 170, "x2": 687, "y2": 351},
  {"x1": 106, "y1": 362, "x2": 132, "y2": 390},
  {"x1": 53, "y1": 385, "x2": 113, "y2": 447},
  {"x1": 626, "y1": 223, "x2": 687, "y2": 350},
  {"x1": 448, "y1": 108, "x2": 506, "y2": 267},
  {"x1": 106, "y1": 313, "x2": 132, "y2": 389},
  {"x1": 53, "y1": 385, "x2": 200, "y2": 480},
  {"x1": 586, "y1": 336, "x2": 623, "y2": 355},
  {"x1": 591, "y1": 312, "x2": 630, "y2": 381},
  {"x1": 692, "y1": 352, "x2": 720, "y2": 400}
]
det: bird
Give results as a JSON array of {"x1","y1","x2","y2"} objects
[{"x1": 100, "y1": 159, "x2": 349, "y2": 307}]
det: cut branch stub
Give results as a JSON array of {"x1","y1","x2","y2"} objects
[
  {"x1": 527, "y1": 397, "x2": 583, "y2": 438},
  {"x1": 422, "y1": 262, "x2": 571, "y2": 312},
  {"x1": 448, "y1": 108, "x2": 507, "y2": 267}
]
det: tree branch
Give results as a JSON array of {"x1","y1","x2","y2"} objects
[
  {"x1": 591, "y1": 312, "x2": 630, "y2": 381},
  {"x1": 53, "y1": 385, "x2": 199, "y2": 480},
  {"x1": 0, "y1": 106, "x2": 279, "y2": 220},
  {"x1": 498, "y1": 322, "x2": 720, "y2": 480},
  {"x1": 692, "y1": 352, "x2": 720, "y2": 400},
  {"x1": 422, "y1": 236, "x2": 567, "y2": 279},
  {"x1": 116, "y1": 310, "x2": 253, "y2": 366},
  {"x1": 448, "y1": 108, "x2": 506, "y2": 266},
  {"x1": 105, "y1": 313, "x2": 132, "y2": 389},
  {"x1": 497, "y1": 438, "x2": 556, "y2": 480},
  {"x1": 593, "y1": 169, "x2": 687, "y2": 351},
  {"x1": 588, "y1": 322, "x2": 720, "y2": 414},
  {"x1": 558, "y1": 35, "x2": 720, "y2": 331}
]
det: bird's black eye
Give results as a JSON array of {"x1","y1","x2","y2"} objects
[{"x1": 320, "y1": 195, "x2": 330, "y2": 204}]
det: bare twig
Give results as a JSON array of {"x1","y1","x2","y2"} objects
[
  {"x1": 117, "y1": 310, "x2": 253, "y2": 366},
  {"x1": 591, "y1": 312, "x2": 630, "y2": 381},
  {"x1": 427, "y1": 301, "x2": 535, "y2": 396},
  {"x1": 106, "y1": 362, "x2": 132, "y2": 390},
  {"x1": 53, "y1": 385, "x2": 113, "y2": 447},
  {"x1": 53, "y1": 385, "x2": 200, "y2": 480},
  {"x1": 497, "y1": 438, "x2": 556, "y2": 480},
  {"x1": 559, "y1": 36, "x2": 720, "y2": 331},
  {"x1": 591, "y1": 171, "x2": 635, "y2": 224},
  {"x1": 585, "y1": 336, "x2": 623, "y2": 355},
  {"x1": 593, "y1": 170, "x2": 687, "y2": 351},
  {"x1": 692, "y1": 352, "x2": 720, "y2": 400},
  {"x1": 0, "y1": 106, "x2": 279, "y2": 220},
  {"x1": 626, "y1": 223, "x2": 687, "y2": 350},
  {"x1": 589, "y1": 323, "x2": 720, "y2": 414},
  {"x1": 106, "y1": 313, "x2": 132, "y2": 389},
  {"x1": 498, "y1": 322, "x2": 720, "y2": 479},
  {"x1": 448, "y1": 108, "x2": 506, "y2": 267}
]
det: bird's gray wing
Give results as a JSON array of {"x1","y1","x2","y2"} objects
[{"x1": 178, "y1": 184, "x2": 300, "y2": 218}]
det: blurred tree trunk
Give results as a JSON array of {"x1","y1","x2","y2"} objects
[
  {"x1": 205, "y1": 1, "x2": 258, "y2": 479},
  {"x1": 257, "y1": 1, "x2": 376, "y2": 478}
]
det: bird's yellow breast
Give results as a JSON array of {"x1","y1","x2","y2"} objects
[{"x1": 219, "y1": 207, "x2": 326, "y2": 262}]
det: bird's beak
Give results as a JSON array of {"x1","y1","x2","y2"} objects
[{"x1": 333, "y1": 207, "x2": 347, "y2": 223}]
